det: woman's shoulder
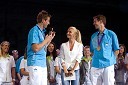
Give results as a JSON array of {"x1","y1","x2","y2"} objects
[
  {"x1": 76, "y1": 41, "x2": 83, "y2": 47},
  {"x1": 60, "y1": 42, "x2": 68, "y2": 47}
]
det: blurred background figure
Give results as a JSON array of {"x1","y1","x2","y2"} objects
[
  {"x1": 0, "y1": 41, "x2": 15, "y2": 85},
  {"x1": 12, "y1": 50, "x2": 23, "y2": 85},
  {"x1": 80, "y1": 45, "x2": 92, "y2": 85},
  {"x1": 56, "y1": 49, "x2": 60, "y2": 56},
  {"x1": 20, "y1": 47, "x2": 30, "y2": 85},
  {"x1": 54, "y1": 48, "x2": 62, "y2": 85},
  {"x1": 125, "y1": 54, "x2": 128, "y2": 85},
  {"x1": 115, "y1": 44, "x2": 127, "y2": 85},
  {"x1": 12, "y1": 50, "x2": 19, "y2": 61},
  {"x1": 46, "y1": 42, "x2": 57, "y2": 85}
]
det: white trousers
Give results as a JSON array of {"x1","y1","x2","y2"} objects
[
  {"x1": 28, "y1": 66, "x2": 47, "y2": 85},
  {"x1": 90, "y1": 65, "x2": 115, "y2": 85}
]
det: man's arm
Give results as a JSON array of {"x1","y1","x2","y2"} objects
[
  {"x1": 32, "y1": 32, "x2": 55, "y2": 52},
  {"x1": 114, "y1": 50, "x2": 119, "y2": 58},
  {"x1": 11, "y1": 67, "x2": 16, "y2": 83},
  {"x1": 17, "y1": 73, "x2": 22, "y2": 80}
]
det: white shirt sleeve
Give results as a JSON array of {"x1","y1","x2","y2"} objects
[
  {"x1": 10, "y1": 55, "x2": 15, "y2": 67},
  {"x1": 59, "y1": 43, "x2": 65, "y2": 63},
  {"x1": 20, "y1": 58, "x2": 25, "y2": 69},
  {"x1": 54, "y1": 57, "x2": 59, "y2": 66},
  {"x1": 125, "y1": 53, "x2": 128, "y2": 64},
  {"x1": 76, "y1": 44, "x2": 83, "y2": 63}
]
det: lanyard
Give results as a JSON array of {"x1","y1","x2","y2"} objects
[{"x1": 97, "y1": 33, "x2": 104, "y2": 46}]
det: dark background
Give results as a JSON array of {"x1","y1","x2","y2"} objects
[{"x1": 0, "y1": 0, "x2": 128, "y2": 56}]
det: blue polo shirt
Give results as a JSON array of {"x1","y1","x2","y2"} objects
[
  {"x1": 16, "y1": 56, "x2": 24, "y2": 73},
  {"x1": 27, "y1": 24, "x2": 47, "y2": 67},
  {"x1": 90, "y1": 28, "x2": 119, "y2": 68}
]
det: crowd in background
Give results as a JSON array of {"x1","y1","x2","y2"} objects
[{"x1": 0, "y1": 41, "x2": 128, "y2": 85}]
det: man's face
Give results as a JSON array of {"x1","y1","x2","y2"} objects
[
  {"x1": 93, "y1": 18, "x2": 101, "y2": 29},
  {"x1": 43, "y1": 17, "x2": 50, "y2": 28},
  {"x1": 84, "y1": 48, "x2": 91, "y2": 57},
  {"x1": 12, "y1": 50, "x2": 19, "y2": 60}
]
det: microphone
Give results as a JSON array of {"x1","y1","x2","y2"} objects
[{"x1": 48, "y1": 27, "x2": 53, "y2": 35}]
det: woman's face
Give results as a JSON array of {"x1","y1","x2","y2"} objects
[
  {"x1": 66, "y1": 28, "x2": 75, "y2": 39},
  {"x1": 47, "y1": 43, "x2": 54, "y2": 53},
  {"x1": 1, "y1": 43, "x2": 10, "y2": 53},
  {"x1": 119, "y1": 45, "x2": 124, "y2": 54}
]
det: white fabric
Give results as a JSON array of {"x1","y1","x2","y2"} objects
[
  {"x1": 49, "y1": 57, "x2": 55, "y2": 79},
  {"x1": 85, "y1": 61, "x2": 92, "y2": 85},
  {"x1": 20, "y1": 58, "x2": 30, "y2": 85},
  {"x1": 54, "y1": 57, "x2": 62, "y2": 69},
  {"x1": 0, "y1": 55, "x2": 15, "y2": 84},
  {"x1": 20, "y1": 76, "x2": 29, "y2": 85},
  {"x1": 1, "y1": 82, "x2": 13, "y2": 85},
  {"x1": 59, "y1": 41, "x2": 83, "y2": 70},
  {"x1": 125, "y1": 53, "x2": 128, "y2": 64},
  {"x1": 54, "y1": 57, "x2": 62, "y2": 85},
  {"x1": 28, "y1": 66, "x2": 47, "y2": 85},
  {"x1": 20, "y1": 59, "x2": 29, "y2": 72},
  {"x1": 91, "y1": 65, "x2": 115, "y2": 85}
]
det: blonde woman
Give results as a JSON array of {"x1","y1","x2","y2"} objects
[
  {"x1": 59, "y1": 26, "x2": 83, "y2": 85},
  {"x1": 0, "y1": 41, "x2": 15, "y2": 85}
]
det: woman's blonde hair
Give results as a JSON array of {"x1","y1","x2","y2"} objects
[
  {"x1": 69, "y1": 26, "x2": 82, "y2": 44},
  {"x1": 1, "y1": 41, "x2": 10, "y2": 46}
]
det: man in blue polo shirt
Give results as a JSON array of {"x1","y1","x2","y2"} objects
[
  {"x1": 27, "y1": 10, "x2": 55, "y2": 85},
  {"x1": 90, "y1": 14, "x2": 119, "y2": 85}
]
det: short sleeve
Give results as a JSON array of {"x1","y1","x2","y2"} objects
[
  {"x1": 10, "y1": 55, "x2": 15, "y2": 68},
  {"x1": 20, "y1": 58, "x2": 25, "y2": 69}
]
